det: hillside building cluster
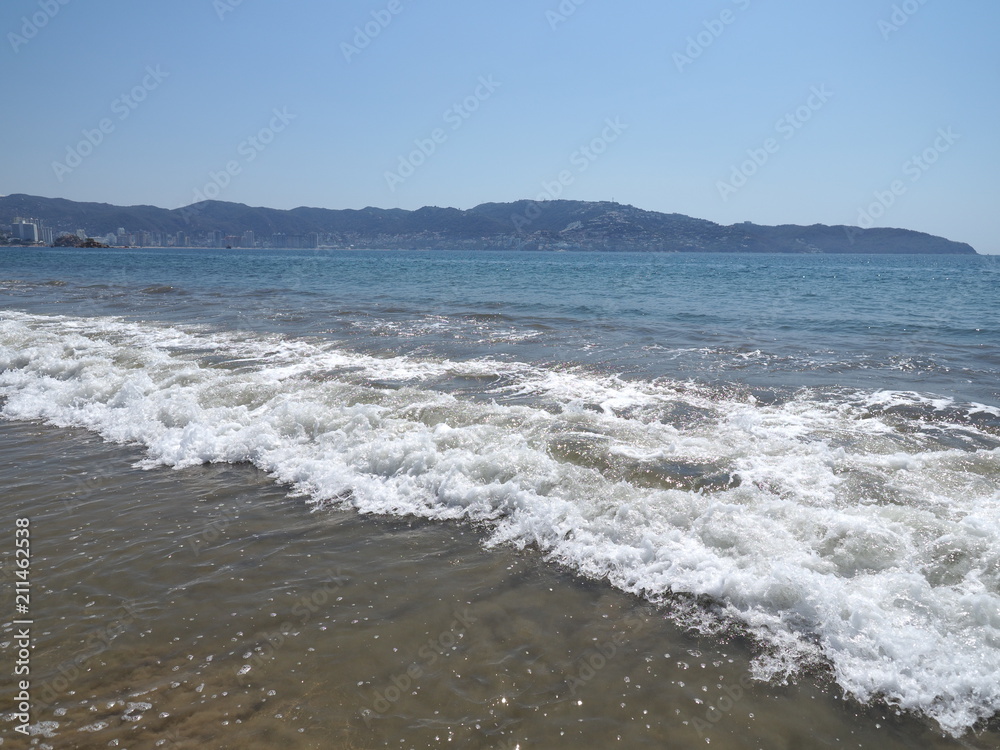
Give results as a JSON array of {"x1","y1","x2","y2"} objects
[{"x1": 3, "y1": 218, "x2": 320, "y2": 249}]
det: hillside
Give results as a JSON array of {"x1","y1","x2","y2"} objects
[{"x1": 0, "y1": 194, "x2": 977, "y2": 254}]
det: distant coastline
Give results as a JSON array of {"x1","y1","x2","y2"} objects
[{"x1": 1, "y1": 194, "x2": 977, "y2": 254}]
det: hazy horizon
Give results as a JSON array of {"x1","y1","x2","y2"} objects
[
  {"x1": 0, "y1": 191, "x2": 985, "y2": 252},
  {"x1": 3, "y1": 1, "x2": 998, "y2": 253}
]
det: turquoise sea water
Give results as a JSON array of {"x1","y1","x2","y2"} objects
[
  {"x1": 3, "y1": 249, "x2": 998, "y2": 400},
  {"x1": 2, "y1": 248, "x2": 999, "y2": 743}
]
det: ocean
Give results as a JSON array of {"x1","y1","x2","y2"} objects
[{"x1": 1, "y1": 247, "x2": 998, "y2": 749}]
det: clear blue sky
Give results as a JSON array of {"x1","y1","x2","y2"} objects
[{"x1": 2, "y1": 0, "x2": 998, "y2": 253}]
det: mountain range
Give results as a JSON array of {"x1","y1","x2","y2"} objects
[{"x1": 0, "y1": 194, "x2": 977, "y2": 254}]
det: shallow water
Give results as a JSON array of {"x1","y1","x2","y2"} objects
[
  {"x1": 1, "y1": 249, "x2": 999, "y2": 747},
  {"x1": 2, "y1": 418, "x2": 995, "y2": 750}
]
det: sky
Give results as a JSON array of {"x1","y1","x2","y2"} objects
[{"x1": 2, "y1": 0, "x2": 998, "y2": 253}]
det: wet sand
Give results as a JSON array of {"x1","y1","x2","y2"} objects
[{"x1": 2, "y1": 417, "x2": 997, "y2": 749}]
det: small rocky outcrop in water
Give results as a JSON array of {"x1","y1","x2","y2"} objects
[{"x1": 52, "y1": 234, "x2": 109, "y2": 248}]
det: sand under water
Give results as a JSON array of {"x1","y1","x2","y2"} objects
[
  {"x1": 2, "y1": 417, "x2": 996, "y2": 749},
  {"x1": 2, "y1": 249, "x2": 999, "y2": 748}
]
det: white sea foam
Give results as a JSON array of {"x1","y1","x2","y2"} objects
[{"x1": 2, "y1": 311, "x2": 999, "y2": 735}]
